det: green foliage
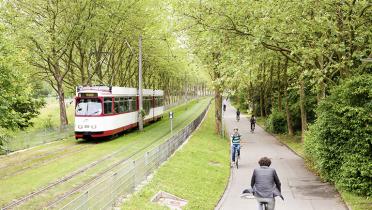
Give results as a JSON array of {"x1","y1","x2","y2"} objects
[
  {"x1": 304, "y1": 75, "x2": 372, "y2": 196},
  {"x1": 0, "y1": 128, "x2": 10, "y2": 155},
  {"x1": 42, "y1": 114, "x2": 54, "y2": 130},
  {"x1": 265, "y1": 110, "x2": 287, "y2": 134},
  {"x1": 0, "y1": 26, "x2": 45, "y2": 129}
]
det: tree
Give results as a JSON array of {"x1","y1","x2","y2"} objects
[
  {"x1": 0, "y1": 25, "x2": 44, "y2": 129},
  {"x1": 3, "y1": 0, "x2": 209, "y2": 130}
]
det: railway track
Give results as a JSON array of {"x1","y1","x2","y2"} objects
[
  {"x1": 45, "y1": 128, "x2": 178, "y2": 209},
  {"x1": 0, "y1": 143, "x2": 77, "y2": 170},
  {"x1": 1, "y1": 100, "x2": 206, "y2": 210},
  {"x1": 0, "y1": 144, "x2": 92, "y2": 180}
]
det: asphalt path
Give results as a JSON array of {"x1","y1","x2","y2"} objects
[{"x1": 215, "y1": 102, "x2": 348, "y2": 210}]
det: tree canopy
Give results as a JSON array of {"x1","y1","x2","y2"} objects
[
  {"x1": 171, "y1": 0, "x2": 371, "y2": 196},
  {"x1": 1, "y1": 0, "x2": 209, "y2": 130}
]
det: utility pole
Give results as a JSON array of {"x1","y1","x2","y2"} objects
[{"x1": 138, "y1": 35, "x2": 143, "y2": 131}]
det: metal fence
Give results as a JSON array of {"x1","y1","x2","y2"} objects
[
  {"x1": 54, "y1": 102, "x2": 210, "y2": 210},
  {"x1": 2, "y1": 126, "x2": 74, "y2": 154}
]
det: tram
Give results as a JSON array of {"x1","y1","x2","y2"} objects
[{"x1": 74, "y1": 86, "x2": 164, "y2": 139}]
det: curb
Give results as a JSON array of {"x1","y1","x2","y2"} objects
[{"x1": 214, "y1": 123, "x2": 233, "y2": 210}]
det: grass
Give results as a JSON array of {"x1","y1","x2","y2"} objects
[
  {"x1": 0, "y1": 98, "x2": 211, "y2": 208},
  {"x1": 256, "y1": 117, "x2": 371, "y2": 210},
  {"x1": 121, "y1": 102, "x2": 230, "y2": 210},
  {"x1": 4, "y1": 98, "x2": 75, "y2": 152},
  {"x1": 29, "y1": 97, "x2": 75, "y2": 131}
]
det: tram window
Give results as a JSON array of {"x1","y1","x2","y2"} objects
[
  {"x1": 104, "y1": 98, "x2": 113, "y2": 114},
  {"x1": 114, "y1": 97, "x2": 120, "y2": 114},
  {"x1": 118, "y1": 97, "x2": 125, "y2": 113},
  {"x1": 127, "y1": 97, "x2": 132, "y2": 112},
  {"x1": 158, "y1": 97, "x2": 163, "y2": 107},
  {"x1": 143, "y1": 97, "x2": 151, "y2": 114},
  {"x1": 132, "y1": 97, "x2": 137, "y2": 111},
  {"x1": 123, "y1": 97, "x2": 130, "y2": 112},
  {"x1": 127, "y1": 97, "x2": 135, "y2": 112},
  {"x1": 75, "y1": 98, "x2": 102, "y2": 116}
]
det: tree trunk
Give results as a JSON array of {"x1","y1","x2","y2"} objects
[
  {"x1": 260, "y1": 89, "x2": 264, "y2": 117},
  {"x1": 277, "y1": 60, "x2": 282, "y2": 112},
  {"x1": 57, "y1": 81, "x2": 68, "y2": 130},
  {"x1": 215, "y1": 88, "x2": 222, "y2": 135},
  {"x1": 283, "y1": 58, "x2": 294, "y2": 136},
  {"x1": 299, "y1": 75, "x2": 307, "y2": 142}
]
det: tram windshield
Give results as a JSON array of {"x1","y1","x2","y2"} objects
[{"x1": 75, "y1": 98, "x2": 102, "y2": 116}]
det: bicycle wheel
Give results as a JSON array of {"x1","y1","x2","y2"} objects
[
  {"x1": 260, "y1": 202, "x2": 268, "y2": 210},
  {"x1": 235, "y1": 152, "x2": 239, "y2": 169}
]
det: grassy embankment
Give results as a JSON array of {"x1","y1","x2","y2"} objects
[
  {"x1": 121, "y1": 103, "x2": 230, "y2": 210},
  {"x1": 0, "y1": 98, "x2": 211, "y2": 209},
  {"x1": 256, "y1": 118, "x2": 371, "y2": 210}
]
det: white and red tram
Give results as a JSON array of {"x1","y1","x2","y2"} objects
[{"x1": 74, "y1": 86, "x2": 164, "y2": 139}]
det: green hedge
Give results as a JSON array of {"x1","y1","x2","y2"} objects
[
  {"x1": 265, "y1": 110, "x2": 287, "y2": 134},
  {"x1": 304, "y1": 75, "x2": 372, "y2": 196}
]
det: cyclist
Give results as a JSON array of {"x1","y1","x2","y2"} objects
[
  {"x1": 250, "y1": 157, "x2": 283, "y2": 210},
  {"x1": 230, "y1": 128, "x2": 241, "y2": 166},
  {"x1": 236, "y1": 109, "x2": 241, "y2": 121},
  {"x1": 250, "y1": 115, "x2": 256, "y2": 132}
]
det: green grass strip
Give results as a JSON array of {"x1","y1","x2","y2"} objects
[{"x1": 121, "y1": 102, "x2": 230, "y2": 210}]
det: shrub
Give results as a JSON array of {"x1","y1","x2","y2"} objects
[
  {"x1": 42, "y1": 114, "x2": 54, "y2": 129},
  {"x1": 265, "y1": 110, "x2": 287, "y2": 134},
  {"x1": 304, "y1": 75, "x2": 372, "y2": 196},
  {"x1": 0, "y1": 127, "x2": 10, "y2": 155}
]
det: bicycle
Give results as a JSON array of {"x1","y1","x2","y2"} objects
[
  {"x1": 241, "y1": 191, "x2": 269, "y2": 210},
  {"x1": 231, "y1": 145, "x2": 240, "y2": 169},
  {"x1": 250, "y1": 123, "x2": 255, "y2": 133},
  {"x1": 236, "y1": 115, "x2": 240, "y2": 122}
]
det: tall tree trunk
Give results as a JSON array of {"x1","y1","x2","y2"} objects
[
  {"x1": 299, "y1": 75, "x2": 307, "y2": 142},
  {"x1": 268, "y1": 61, "x2": 273, "y2": 115},
  {"x1": 283, "y1": 58, "x2": 294, "y2": 135},
  {"x1": 260, "y1": 89, "x2": 264, "y2": 117},
  {"x1": 57, "y1": 80, "x2": 68, "y2": 130},
  {"x1": 215, "y1": 88, "x2": 222, "y2": 135},
  {"x1": 277, "y1": 59, "x2": 282, "y2": 112},
  {"x1": 212, "y1": 51, "x2": 222, "y2": 135}
]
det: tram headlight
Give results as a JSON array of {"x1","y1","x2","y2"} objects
[
  {"x1": 91, "y1": 125, "x2": 97, "y2": 129},
  {"x1": 78, "y1": 125, "x2": 83, "y2": 129}
]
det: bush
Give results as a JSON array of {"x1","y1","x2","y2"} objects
[
  {"x1": 0, "y1": 127, "x2": 10, "y2": 155},
  {"x1": 265, "y1": 110, "x2": 287, "y2": 134},
  {"x1": 304, "y1": 75, "x2": 372, "y2": 196}
]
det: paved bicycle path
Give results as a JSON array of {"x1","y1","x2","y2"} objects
[{"x1": 215, "y1": 102, "x2": 348, "y2": 210}]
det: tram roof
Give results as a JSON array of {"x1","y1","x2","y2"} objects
[{"x1": 76, "y1": 86, "x2": 163, "y2": 96}]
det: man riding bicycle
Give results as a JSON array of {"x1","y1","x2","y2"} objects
[
  {"x1": 236, "y1": 109, "x2": 241, "y2": 121},
  {"x1": 230, "y1": 128, "x2": 241, "y2": 166},
  {"x1": 250, "y1": 115, "x2": 256, "y2": 132},
  {"x1": 250, "y1": 157, "x2": 283, "y2": 210}
]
